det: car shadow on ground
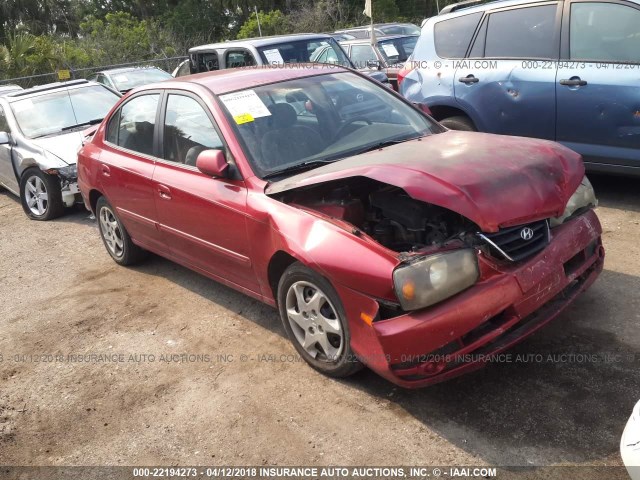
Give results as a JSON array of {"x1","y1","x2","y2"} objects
[{"x1": 591, "y1": 173, "x2": 640, "y2": 212}]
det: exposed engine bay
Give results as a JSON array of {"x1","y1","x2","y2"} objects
[{"x1": 273, "y1": 177, "x2": 481, "y2": 254}]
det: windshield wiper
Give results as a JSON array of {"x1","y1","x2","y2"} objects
[
  {"x1": 61, "y1": 118, "x2": 103, "y2": 131},
  {"x1": 348, "y1": 136, "x2": 422, "y2": 157},
  {"x1": 263, "y1": 160, "x2": 334, "y2": 180}
]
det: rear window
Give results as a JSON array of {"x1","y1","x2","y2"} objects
[{"x1": 434, "y1": 12, "x2": 483, "y2": 58}]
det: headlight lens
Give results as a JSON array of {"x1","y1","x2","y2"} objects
[
  {"x1": 550, "y1": 175, "x2": 597, "y2": 227},
  {"x1": 57, "y1": 164, "x2": 78, "y2": 180},
  {"x1": 393, "y1": 249, "x2": 479, "y2": 311}
]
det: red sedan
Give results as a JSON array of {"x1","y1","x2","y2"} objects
[{"x1": 77, "y1": 65, "x2": 604, "y2": 388}]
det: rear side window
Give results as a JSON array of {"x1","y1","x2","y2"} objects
[
  {"x1": 570, "y1": 2, "x2": 640, "y2": 63},
  {"x1": 434, "y1": 12, "x2": 483, "y2": 58},
  {"x1": 484, "y1": 5, "x2": 558, "y2": 58},
  {"x1": 350, "y1": 45, "x2": 378, "y2": 66},
  {"x1": 114, "y1": 94, "x2": 160, "y2": 157}
]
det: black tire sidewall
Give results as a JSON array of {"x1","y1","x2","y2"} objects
[
  {"x1": 19, "y1": 168, "x2": 64, "y2": 221},
  {"x1": 277, "y1": 263, "x2": 362, "y2": 378}
]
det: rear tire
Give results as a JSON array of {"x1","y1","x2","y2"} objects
[
  {"x1": 277, "y1": 262, "x2": 363, "y2": 378},
  {"x1": 440, "y1": 115, "x2": 477, "y2": 132},
  {"x1": 19, "y1": 168, "x2": 64, "y2": 221},
  {"x1": 96, "y1": 196, "x2": 148, "y2": 266}
]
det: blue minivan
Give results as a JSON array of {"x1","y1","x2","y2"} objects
[{"x1": 401, "y1": 0, "x2": 640, "y2": 175}]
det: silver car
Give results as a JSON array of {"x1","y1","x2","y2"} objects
[{"x1": 0, "y1": 80, "x2": 120, "y2": 220}]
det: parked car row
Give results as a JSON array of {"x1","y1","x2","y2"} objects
[{"x1": 0, "y1": 16, "x2": 606, "y2": 390}]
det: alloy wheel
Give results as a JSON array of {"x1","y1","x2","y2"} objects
[
  {"x1": 99, "y1": 206, "x2": 124, "y2": 258},
  {"x1": 285, "y1": 281, "x2": 344, "y2": 361},
  {"x1": 24, "y1": 175, "x2": 48, "y2": 216}
]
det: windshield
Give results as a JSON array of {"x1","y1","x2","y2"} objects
[
  {"x1": 11, "y1": 85, "x2": 120, "y2": 139},
  {"x1": 258, "y1": 38, "x2": 351, "y2": 67},
  {"x1": 377, "y1": 36, "x2": 419, "y2": 64},
  {"x1": 110, "y1": 68, "x2": 172, "y2": 91},
  {"x1": 380, "y1": 24, "x2": 422, "y2": 35},
  {"x1": 218, "y1": 71, "x2": 442, "y2": 179}
]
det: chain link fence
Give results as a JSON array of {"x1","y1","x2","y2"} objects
[{"x1": 0, "y1": 56, "x2": 188, "y2": 89}]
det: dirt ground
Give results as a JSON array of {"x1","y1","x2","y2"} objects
[{"x1": 0, "y1": 173, "x2": 638, "y2": 474}]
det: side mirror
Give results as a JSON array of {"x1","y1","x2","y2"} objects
[
  {"x1": 0, "y1": 131, "x2": 9, "y2": 145},
  {"x1": 196, "y1": 149, "x2": 228, "y2": 178}
]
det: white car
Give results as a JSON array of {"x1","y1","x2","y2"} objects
[{"x1": 622, "y1": 399, "x2": 640, "y2": 479}]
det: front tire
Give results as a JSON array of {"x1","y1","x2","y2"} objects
[
  {"x1": 96, "y1": 196, "x2": 147, "y2": 266},
  {"x1": 277, "y1": 262, "x2": 363, "y2": 378},
  {"x1": 440, "y1": 115, "x2": 477, "y2": 132},
  {"x1": 19, "y1": 168, "x2": 64, "y2": 221}
]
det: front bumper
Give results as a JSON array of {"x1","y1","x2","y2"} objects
[{"x1": 344, "y1": 209, "x2": 604, "y2": 388}]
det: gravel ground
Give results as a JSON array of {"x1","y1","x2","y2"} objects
[{"x1": 0, "y1": 174, "x2": 638, "y2": 476}]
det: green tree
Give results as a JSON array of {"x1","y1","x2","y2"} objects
[{"x1": 237, "y1": 9, "x2": 290, "y2": 39}]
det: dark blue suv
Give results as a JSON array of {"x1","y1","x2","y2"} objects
[{"x1": 401, "y1": 0, "x2": 640, "y2": 175}]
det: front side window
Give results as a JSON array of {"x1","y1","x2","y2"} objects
[
  {"x1": 11, "y1": 85, "x2": 120, "y2": 139},
  {"x1": 484, "y1": 5, "x2": 558, "y2": 59},
  {"x1": 434, "y1": 12, "x2": 483, "y2": 58},
  {"x1": 570, "y1": 2, "x2": 640, "y2": 63},
  {"x1": 219, "y1": 72, "x2": 442, "y2": 178},
  {"x1": 113, "y1": 94, "x2": 160, "y2": 157},
  {"x1": 163, "y1": 95, "x2": 223, "y2": 165},
  {"x1": 0, "y1": 106, "x2": 9, "y2": 133}
]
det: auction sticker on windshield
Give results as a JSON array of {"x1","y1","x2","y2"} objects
[
  {"x1": 219, "y1": 89, "x2": 272, "y2": 124},
  {"x1": 263, "y1": 48, "x2": 285, "y2": 65},
  {"x1": 381, "y1": 43, "x2": 400, "y2": 57}
]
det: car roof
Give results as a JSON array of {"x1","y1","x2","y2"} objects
[
  {"x1": 340, "y1": 34, "x2": 418, "y2": 45},
  {"x1": 136, "y1": 64, "x2": 352, "y2": 96},
  {"x1": 189, "y1": 33, "x2": 333, "y2": 52},
  {"x1": 337, "y1": 23, "x2": 416, "y2": 31},
  {"x1": 96, "y1": 66, "x2": 166, "y2": 75},
  {"x1": 3, "y1": 79, "x2": 94, "y2": 101},
  {"x1": 436, "y1": 0, "x2": 549, "y2": 17}
]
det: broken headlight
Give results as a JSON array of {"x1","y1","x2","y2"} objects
[
  {"x1": 393, "y1": 249, "x2": 479, "y2": 311},
  {"x1": 57, "y1": 164, "x2": 78, "y2": 181},
  {"x1": 550, "y1": 175, "x2": 597, "y2": 227}
]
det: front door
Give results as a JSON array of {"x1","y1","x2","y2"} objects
[
  {"x1": 555, "y1": 0, "x2": 640, "y2": 170},
  {"x1": 152, "y1": 92, "x2": 257, "y2": 293}
]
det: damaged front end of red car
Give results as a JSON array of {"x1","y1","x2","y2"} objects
[{"x1": 266, "y1": 131, "x2": 604, "y2": 388}]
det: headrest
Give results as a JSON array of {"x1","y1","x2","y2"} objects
[{"x1": 268, "y1": 103, "x2": 297, "y2": 128}]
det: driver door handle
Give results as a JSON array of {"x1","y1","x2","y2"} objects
[
  {"x1": 458, "y1": 75, "x2": 479, "y2": 84},
  {"x1": 157, "y1": 184, "x2": 172, "y2": 200}
]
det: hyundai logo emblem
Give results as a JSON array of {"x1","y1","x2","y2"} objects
[{"x1": 520, "y1": 227, "x2": 534, "y2": 241}]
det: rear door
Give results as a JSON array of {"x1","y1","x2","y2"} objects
[
  {"x1": 556, "y1": 0, "x2": 640, "y2": 171},
  {"x1": 455, "y1": 3, "x2": 560, "y2": 138},
  {"x1": 152, "y1": 91, "x2": 257, "y2": 293},
  {"x1": 99, "y1": 92, "x2": 166, "y2": 253},
  {"x1": 0, "y1": 104, "x2": 18, "y2": 192}
]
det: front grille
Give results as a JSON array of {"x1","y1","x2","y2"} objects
[{"x1": 479, "y1": 220, "x2": 549, "y2": 262}]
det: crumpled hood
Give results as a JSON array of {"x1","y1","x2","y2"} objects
[
  {"x1": 31, "y1": 131, "x2": 84, "y2": 166},
  {"x1": 266, "y1": 131, "x2": 585, "y2": 232}
]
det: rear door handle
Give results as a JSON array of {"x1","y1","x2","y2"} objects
[
  {"x1": 458, "y1": 75, "x2": 479, "y2": 84},
  {"x1": 560, "y1": 77, "x2": 587, "y2": 87},
  {"x1": 157, "y1": 184, "x2": 172, "y2": 200},
  {"x1": 100, "y1": 165, "x2": 111, "y2": 176}
]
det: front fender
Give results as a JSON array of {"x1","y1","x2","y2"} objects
[{"x1": 246, "y1": 192, "x2": 400, "y2": 304}]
